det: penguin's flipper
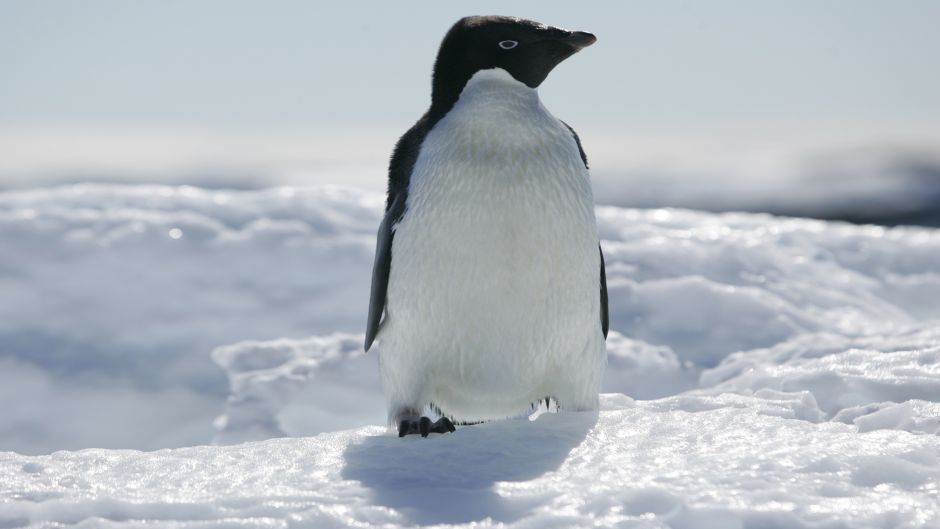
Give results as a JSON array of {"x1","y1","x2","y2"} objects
[
  {"x1": 599, "y1": 244, "x2": 609, "y2": 339},
  {"x1": 365, "y1": 192, "x2": 406, "y2": 352},
  {"x1": 561, "y1": 120, "x2": 589, "y2": 169},
  {"x1": 563, "y1": 120, "x2": 608, "y2": 339},
  {"x1": 365, "y1": 116, "x2": 432, "y2": 352}
]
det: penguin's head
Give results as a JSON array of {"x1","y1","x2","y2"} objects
[{"x1": 430, "y1": 16, "x2": 596, "y2": 110}]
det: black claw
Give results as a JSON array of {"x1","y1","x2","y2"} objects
[
  {"x1": 434, "y1": 417, "x2": 456, "y2": 433},
  {"x1": 398, "y1": 415, "x2": 458, "y2": 437},
  {"x1": 398, "y1": 419, "x2": 418, "y2": 437},
  {"x1": 419, "y1": 416, "x2": 432, "y2": 437}
]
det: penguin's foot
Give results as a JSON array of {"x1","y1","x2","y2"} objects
[{"x1": 398, "y1": 416, "x2": 456, "y2": 438}]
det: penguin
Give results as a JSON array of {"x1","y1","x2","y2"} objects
[{"x1": 365, "y1": 15, "x2": 608, "y2": 437}]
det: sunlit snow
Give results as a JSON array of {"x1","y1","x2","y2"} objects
[{"x1": 1, "y1": 183, "x2": 939, "y2": 527}]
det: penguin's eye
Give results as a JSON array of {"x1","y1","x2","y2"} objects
[{"x1": 498, "y1": 40, "x2": 519, "y2": 50}]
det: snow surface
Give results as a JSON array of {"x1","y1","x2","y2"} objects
[
  {"x1": 2, "y1": 184, "x2": 940, "y2": 452},
  {"x1": 3, "y1": 394, "x2": 940, "y2": 528},
  {"x1": 2, "y1": 183, "x2": 940, "y2": 527},
  {"x1": 0, "y1": 185, "x2": 382, "y2": 453}
]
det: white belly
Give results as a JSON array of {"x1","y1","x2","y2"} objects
[{"x1": 379, "y1": 69, "x2": 605, "y2": 420}]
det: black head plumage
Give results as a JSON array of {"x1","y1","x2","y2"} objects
[{"x1": 429, "y1": 16, "x2": 596, "y2": 117}]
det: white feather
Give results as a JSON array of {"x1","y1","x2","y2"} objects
[{"x1": 378, "y1": 68, "x2": 606, "y2": 423}]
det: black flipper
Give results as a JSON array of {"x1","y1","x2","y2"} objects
[
  {"x1": 561, "y1": 120, "x2": 589, "y2": 169},
  {"x1": 563, "y1": 120, "x2": 609, "y2": 340},
  {"x1": 600, "y1": 244, "x2": 609, "y2": 339},
  {"x1": 364, "y1": 114, "x2": 436, "y2": 352},
  {"x1": 364, "y1": 192, "x2": 406, "y2": 352}
]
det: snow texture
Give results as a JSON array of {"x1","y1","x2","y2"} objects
[
  {"x1": 2, "y1": 394, "x2": 939, "y2": 528},
  {"x1": 0, "y1": 184, "x2": 383, "y2": 453},
  {"x1": 2, "y1": 184, "x2": 940, "y2": 451},
  {"x1": 2, "y1": 183, "x2": 940, "y2": 527}
]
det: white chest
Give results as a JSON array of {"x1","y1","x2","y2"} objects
[
  {"x1": 400, "y1": 67, "x2": 598, "y2": 267},
  {"x1": 381, "y1": 69, "x2": 603, "y2": 415}
]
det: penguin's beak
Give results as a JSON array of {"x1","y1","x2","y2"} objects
[{"x1": 562, "y1": 31, "x2": 597, "y2": 50}]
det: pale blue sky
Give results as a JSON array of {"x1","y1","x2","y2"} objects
[
  {"x1": 1, "y1": 1, "x2": 939, "y2": 192},
  {"x1": 3, "y1": 0, "x2": 939, "y2": 135}
]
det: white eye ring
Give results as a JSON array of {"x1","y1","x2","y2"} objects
[{"x1": 498, "y1": 40, "x2": 518, "y2": 50}]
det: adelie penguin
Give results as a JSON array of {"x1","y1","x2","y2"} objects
[{"x1": 365, "y1": 15, "x2": 609, "y2": 437}]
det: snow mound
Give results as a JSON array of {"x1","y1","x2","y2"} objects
[
  {"x1": 698, "y1": 326, "x2": 940, "y2": 433},
  {"x1": 597, "y1": 207, "x2": 940, "y2": 362},
  {"x1": 3, "y1": 395, "x2": 939, "y2": 528},
  {"x1": 212, "y1": 326, "x2": 940, "y2": 445},
  {"x1": 0, "y1": 184, "x2": 382, "y2": 453},
  {"x1": 210, "y1": 333, "x2": 380, "y2": 444}
]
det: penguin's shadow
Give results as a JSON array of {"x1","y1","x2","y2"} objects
[{"x1": 341, "y1": 411, "x2": 597, "y2": 525}]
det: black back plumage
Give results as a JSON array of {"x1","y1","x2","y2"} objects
[{"x1": 364, "y1": 117, "x2": 431, "y2": 352}]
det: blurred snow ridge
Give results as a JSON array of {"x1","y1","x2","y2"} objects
[{"x1": 211, "y1": 333, "x2": 364, "y2": 444}]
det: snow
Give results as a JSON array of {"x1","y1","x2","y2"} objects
[
  {"x1": 3, "y1": 395, "x2": 939, "y2": 528},
  {"x1": 2, "y1": 183, "x2": 940, "y2": 527},
  {"x1": 210, "y1": 334, "x2": 375, "y2": 444},
  {"x1": 5, "y1": 132, "x2": 940, "y2": 226},
  {"x1": 589, "y1": 142, "x2": 940, "y2": 226},
  {"x1": 0, "y1": 184, "x2": 382, "y2": 453}
]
